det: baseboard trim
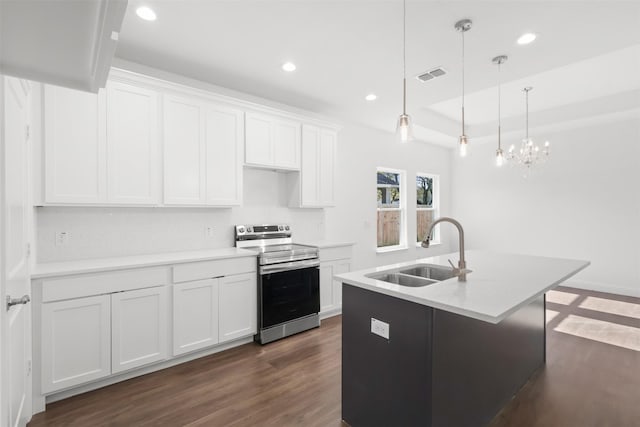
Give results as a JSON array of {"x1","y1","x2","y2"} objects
[{"x1": 563, "y1": 279, "x2": 640, "y2": 298}]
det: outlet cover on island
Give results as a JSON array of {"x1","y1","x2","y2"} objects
[
  {"x1": 371, "y1": 318, "x2": 389, "y2": 340},
  {"x1": 205, "y1": 226, "x2": 215, "y2": 238},
  {"x1": 55, "y1": 231, "x2": 69, "y2": 246}
]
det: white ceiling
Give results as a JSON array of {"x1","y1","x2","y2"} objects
[{"x1": 115, "y1": 0, "x2": 640, "y2": 147}]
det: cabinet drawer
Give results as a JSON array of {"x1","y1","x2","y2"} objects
[
  {"x1": 173, "y1": 257, "x2": 256, "y2": 283},
  {"x1": 42, "y1": 267, "x2": 169, "y2": 302},
  {"x1": 319, "y1": 245, "x2": 353, "y2": 263}
]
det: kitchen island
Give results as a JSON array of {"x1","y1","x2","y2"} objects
[{"x1": 336, "y1": 250, "x2": 589, "y2": 427}]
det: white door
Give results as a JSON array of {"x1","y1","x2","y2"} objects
[
  {"x1": 43, "y1": 84, "x2": 106, "y2": 204},
  {"x1": 41, "y1": 295, "x2": 111, "y2": 393},
  {"x1": 111, "y1": 286, "x2": 168, "y2": 374},
  {"x1": 301, "y1": 125, "x2": 320, "y2": 206},
  {"x1": 245, "y1": 113, "x2": 273, "y2": 166},
  {"x1": 173, "y1": 279, "x2": 219, "y2": 356},
  {"x1": 1, "y1": 77, "x2": 32, "y2": 427},
  {"x1": 219, "y1": 273, "x2": 256, "y2": 343},
  {"x1": 319, "y1": 129, "x2": 336, "y2": 206},
  {"x1": 106, "y1": 81, "x2": 159, "y2": 205},
  {"x1": 163, "y1": 95, "x2": 206, "y2": 205},
  {"x1": 272, "y1": 119, "x2": 300, "y2": 169},
  {"x1": 319, "y1": 264, "x2": 335, "y2": 313},
  {"x1": 205, "y1": 105, "x2": 243, "y2": 206}
]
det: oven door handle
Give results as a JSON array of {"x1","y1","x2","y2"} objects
[{"x1": 260, "y1": 259, "x2": 320, "y2": 275}]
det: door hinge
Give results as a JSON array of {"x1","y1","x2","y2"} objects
[
  {"x1": 27, "y1": 360, "x2": 32, "y2": 376},
  {"x1": 26, "y1": 243, "x2": 31, "y2": 258},
  {"x1": 25, "y1": 124, "x2": 30, "y2": 141}
]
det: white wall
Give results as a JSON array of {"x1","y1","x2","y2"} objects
[
  {"x1": 452, "y1": 118, "x2": 640, "y2": 297},
  {"x1": 325, "y1": 123, "x2": 453, "y2": 271}
]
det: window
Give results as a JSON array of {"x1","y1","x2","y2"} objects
[
  {"x1": 377, "y1": 168, "x2": 406, "y2": 251},
  {"x1": 416, "y1": 173, "x2": 440, "y2": 245}
]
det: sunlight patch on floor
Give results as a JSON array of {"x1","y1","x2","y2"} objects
[
  {"x1": 546, "y1": 309, "x2": 560, "y2": 324},
  {"x1": 554, "y1": 314, "x2": 640, "y2": 352},
  {"x1": 579, "y1": 296, "x2": 640, "y2": 320},
  {"x1": 546, "y1": 290, "x2": 580, "y2": 305}
]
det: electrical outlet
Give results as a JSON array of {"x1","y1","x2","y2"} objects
[
  {"x1": 205, "y1": 226, "x2": 215, "y2": 238},
  {"x1": 55, "y1": 231, "x2": 69, "y2": 247},
  {"x1": 371, "y1": 318, "x2": 390, "y2": 340}
]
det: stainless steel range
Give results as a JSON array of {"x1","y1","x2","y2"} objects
[{"x1": 235, "y1": 224, "x2": 320, "y2": 344}]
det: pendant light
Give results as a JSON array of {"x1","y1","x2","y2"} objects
[
  {"x1": 507, "y1": 87, "x2": 551, "y2": 174},
  {"x1": 396, "y1": 0, "x2": 413, "y2": 142},
  {"x1": 455, "y1": 19, "x2": 472, "y2": 156},
  {"x1": 492, "y1": 55, "x2": 508, "y2": 167}
]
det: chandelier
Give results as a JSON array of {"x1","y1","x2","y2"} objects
[{"x1": 507, "y1": 87, "x2": 550, "y2": 173}]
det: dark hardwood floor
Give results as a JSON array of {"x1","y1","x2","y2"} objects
[{"x1": 29, "y1": 286, "x2": 640, "y2": 427}]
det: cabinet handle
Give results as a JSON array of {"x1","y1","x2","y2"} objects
[{"x1": 6, "y1": 294, "x2": 30, "y2": 310}]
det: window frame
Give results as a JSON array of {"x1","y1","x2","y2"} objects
[
  {"x1": 376, "y1": 167, "x2": 407, "y2": 253},
  {"x1": 416, "y1": 172, "x2": 440, "y2": 246}
]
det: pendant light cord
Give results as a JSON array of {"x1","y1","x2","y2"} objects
[
  {"x1": 461, "y1": 28, "x2": 465, "y2": 134},
  {"x1": 402, "y1": 0, "x2": 407, "y2": 115},
  {"x1": 525, "y1": 88, "x2": 529, "y2": 140},
  {"x1": 497, "y1": 61, "x2": 501, "y2": 150}
]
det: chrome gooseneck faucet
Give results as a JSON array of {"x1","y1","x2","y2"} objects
[{"x1": 421, "y1": 217, "x2": 468, "y2": 281}]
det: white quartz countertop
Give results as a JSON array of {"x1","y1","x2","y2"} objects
[
  {"x1": 335, "y1": 250, "x2": 590, "y2": 324},
  {"x1": 32, "y1": 247, "x2": 258, "y2": 279},
  {"x1": 296, "y1": 240, "x2": 355, "y2": 249}
]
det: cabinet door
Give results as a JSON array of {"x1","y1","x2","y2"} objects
[
  {"x1": 111, "y1": 286, "x2": 168, "y2": 374},
  {"x1": 43, "y1": 84, "x2": 107, "y2": 203},
  {"x1": 332, "y1": 260, "x2": 351, "y2": 307},
  {"x1": 41, "y1": 295, "x2": 111, "y2": 393},
  {"x1": 300, "y1": 125, "x2": 320, "y2": 206},
  {"x1": 219, "y1": 273, "x2": 257, "y2": 343},
  {"x1": 245, "y1": 113, "x2": 273, "y2": 166},
  {"x1": 205, "y1": 106, "x2": 243, "y2": 205},
  {"x1": 106, "y1": 81, "x2": 159, "y2": 204},
  {"x1": 319, "y1": 264, "x2": 335, "y2": 313},
  {"x1": 273, "y1": 118, "x2": 301, "y2": 169},
  {"x1": 319, "y1": 129, "x2": 336, "y2": 206},
  {"x1": 173, "y1": 279, "x2": 219, "y2": 356},
  {"x1": 163, "y1": 95, "x2": 207, "y2": 205}
]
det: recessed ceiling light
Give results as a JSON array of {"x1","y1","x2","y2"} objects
[
  {"x1": 365, "y1": 94, "x2": 377, "y2": 101},
  {"x1": 136, "y1": 6, "x2": 157, "y2": 21},
  {"x1": 517, "y1": 33, "x2": 537, "y2": 45},
  {"x1": 282, "y1": 62, "x2": 296, "y2": 72}
]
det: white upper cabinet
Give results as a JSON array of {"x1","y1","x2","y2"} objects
[
  {"x1": 163, "y1": 94, "x2": 243, "y2": 206},
  {"x1": 289, "y1": 124, "x2": 337, "y2": 208},
  {"x1": 245, "y1": 112, "x2": 300, "y2": 170},
  {"x1": 163, "y1": 95, "x2": 207, "y2": 205},
  {"x1": 106, "y1": 81, "x2": 160, "y2": 205},
  {"x1": 43, "y1": 85, "x2": 107, "y2": 203},
  {"x1": 204, "y1": 105, "x2": 243, "y2": 206}
]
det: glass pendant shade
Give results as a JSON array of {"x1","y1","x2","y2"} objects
[
  {"x1": 458, "y1": 134, "x2": 468, "y2": 157},
  {"x1": 495, "y1": 148, "x2": 504, "y2": 167},
  {"x1": 396, "y1": 113, "x2": 413, "y2": 143}
]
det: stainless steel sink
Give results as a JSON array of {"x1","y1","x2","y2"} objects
[
  {"x1": 367, "y1": 272, "x2": 437, "y2": 287},
  {"x1": 399, "y1": 265, "x2": 457, "y2": 281},
  {"x1": 366, "y1": 263, "x2": 463, "y2": 287}
]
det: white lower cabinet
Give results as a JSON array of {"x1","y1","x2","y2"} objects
[
  {"x1": 111, "y1": 286, "x2": 168, "y2": 374},
  {"x1": 318, "y1": 245, "x2": 353, "y2": 316},
  {"x1": 173, "y1": 273, "x2": 257, "y2": 354},
  {"x1": 41, "y1": 295, "x2": 111, "y2": 394},
  {"x1": 173, "y1": 279, "x2": 220, "y2": 356},
  {"x1": 219, "y1": 273, "x2": 257, "y2": 343}
]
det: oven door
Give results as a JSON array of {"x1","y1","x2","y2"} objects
[{"x1": 259, "y1": 262, "x2": 320, "y2": 329}]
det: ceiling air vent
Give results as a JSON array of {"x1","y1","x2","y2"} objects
[{"x1": 416, "y1": 67, "x2": 447, "y2": 82}]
